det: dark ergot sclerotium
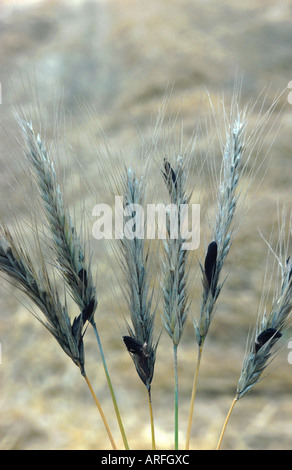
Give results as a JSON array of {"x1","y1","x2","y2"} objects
[
  {"x1": 286, "y1": 257, "x2": 292, "y2": 281},
  {"x1": 78, "y1": 267, "x2": 88, "y2": 287},
  {"x1": 123, "y1": 336, "x2": 145, "y2": 356},
  {"x1": 123, "y1": 336, "x2": 151, "y2": 386},
  {"x1": 162, "y1": 158, "x2": 177, "y2": 188},
  {"x1": 204, "y1": 241, "x2": 217, "y2": 291},
  {"x1": 72, "y1": 297, "x2": 96, "y2": 339},
  {"x1": 255, "y1": 328, "x2": 282, "y2": 353},
  {"x1": 81, "y1": 297, "x2": 96, "y2": 323}
]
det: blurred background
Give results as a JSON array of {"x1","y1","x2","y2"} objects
[{"x1": 0, "y1": 0, "x2": 292, "y2": 450}]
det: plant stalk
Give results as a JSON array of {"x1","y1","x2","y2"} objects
[
  {"x1": 173, "y1": 344, "x2": 179, "y2": 450},
  {"x1": 147, "y1": 386, "x2": 156, "y2": 450},
  {"x1": 216, "y1": 395, "x2": 238, "y2": 450},
  {"x1": 92, "y1": 321, "x2": 129, "y2": 450},
  {"x1": 185, "y1": 343, "x2": 203, "y2": 449},
  {"x1": 82, "y1": 372, "x2": 117, "y2": 450}
]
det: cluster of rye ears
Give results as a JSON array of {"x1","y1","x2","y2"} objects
[{"x1": 0, "y1": 85, "x2": 291, "y2": 450}]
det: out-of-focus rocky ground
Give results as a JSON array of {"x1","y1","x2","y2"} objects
[{"x1": 0, "y1": 0, "x2": 291, "y2": 450}]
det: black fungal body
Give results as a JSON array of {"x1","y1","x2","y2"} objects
[
  {"x1": 78, "y1": 268, "x2": 88, "y2": 287},
  {"x1": 72, "y1": 297, "x2": 96, "y2": 339},
  {"x1": 255, "y1": 328, "x2": 282, "y2": 353},
  {"x1": 123, "y1": 336, "x2": 151, "y2": 386},
  {"x1": 123, "y1": 336, "x2": 144, "y2": 355},
  {"x1": 162, "y1": 158, "x2": 177, "y2": 189},
  {"x1": 204, "y1": 241, "x2": 218, "y2": 292},
  {"x1": 286, "y1": 257, "x2": 292, "y2": 281},
  {"x1": 81, "y1": 297, "x2": 96, "y2": 323}
]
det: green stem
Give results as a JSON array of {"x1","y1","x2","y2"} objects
[
  {"x1": 92, "y1": 321, "x2": 130, "y2": 450},
  {"x1": 173, "y1": 344, "x2": 179, "y2": 450}
]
